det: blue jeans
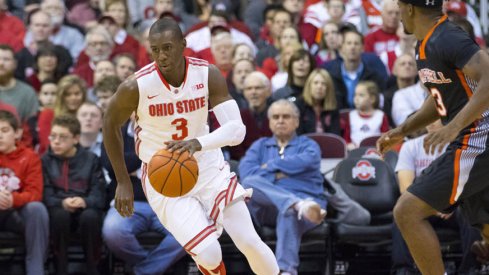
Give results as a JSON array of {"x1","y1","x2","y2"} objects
[
  {"x1": 241, "y1": 175, "x2": 326, "y2": 275},
  {"x1": 102, "y1": 201, "x2": 187, "y2": 275},
  {"x1": 21, "y1": 202, "x2": 49, "y2": 275}
]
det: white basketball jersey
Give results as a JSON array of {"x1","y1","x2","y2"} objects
[
  {"x1": 349, "y1": 109, "x2": 384, "y2": 146},
  {"x1": 134, "y1": 57, "x2": 226, "y2": 192}
]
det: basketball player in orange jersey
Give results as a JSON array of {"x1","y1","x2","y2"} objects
[
  {"x1": 103, "y1": 18, "x2": 280, "y2": 275},
  {"x1": 376, "y1": 0, "x2": 489, "y2": 274}
]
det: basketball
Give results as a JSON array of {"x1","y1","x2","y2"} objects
[{"x1": 148, "y1": 149, "x2": 199, "y2": 197}]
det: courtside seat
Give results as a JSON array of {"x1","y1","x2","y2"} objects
[
  {"x1": 305, "y1": 133, "x2": 348, "y2": 159},
  {"x1": 329, "y1": 157, "x2": 400, "y2": 273},
  {"x1": 359, "y1": 135, "x2": 382, "y2": 147},
  {"x1": 0, "y1": 231, "x2": 23, "y2": 248}
]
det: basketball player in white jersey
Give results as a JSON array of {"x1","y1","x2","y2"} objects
[{"x1": 103, "y1": 18, "x2": 280, "y2": 275}]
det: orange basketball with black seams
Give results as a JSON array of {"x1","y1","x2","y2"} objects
[{"x1": 148, "y1": 149, "x2": 199, "y2": 197}]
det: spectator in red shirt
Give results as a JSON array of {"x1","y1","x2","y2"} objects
[
  {"x1": 73, "y1": 25, "x2": 115, "y2": 87},
  {"x1": 0, "y1": 109, "x2": 48, "y2": 275},
  {"x1": 15, "y1": 10, "x2": 72, "y2": 81},
  {"x1": 364, "y1": 0, "x2": 400, "y2": 72},
  {"x1": 102, "y1": 0, "x2": 142, "y2": 60},
  {"x1": 26, "y1": 43, "x2": 65, "y2": 92},
  {"x1": 343, "y1": 81, "x2": 389, "y2": 150},
  {"x1": 0, "y1": 0, "x2": 25, "y2": 52}
]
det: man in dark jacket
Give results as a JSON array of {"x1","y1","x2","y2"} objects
[
  {"x1": 322, "y1": 29, "x2": 387, "y2": 109},
  {"x1": 42, "y1": 115, "x2": 106, "y2": 275}
]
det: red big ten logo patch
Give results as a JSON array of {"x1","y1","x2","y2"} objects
[
  {"x1": 192, "y1": 83, "x2": 204, "y2": 91},
  {"x1": 352, "y1": 160, "x2": 376, "y2": 181}
]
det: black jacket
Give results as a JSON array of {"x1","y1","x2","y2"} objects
[
  {"x1": 42, "y1": 145, "x2": 106, "y2": 209},
  {"x1": 322, "y1": 58, "x2": 386, "y2": 110},
  {"x1": 295, "y1": 98, "x2": 341, "y2": 135}
]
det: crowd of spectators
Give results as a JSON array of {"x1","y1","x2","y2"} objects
[{"x1": 0, "y1": 0, "x2": 486, "y2": 274}]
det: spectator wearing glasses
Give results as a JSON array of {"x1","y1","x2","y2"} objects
[
  {"x1": 74, "y1": 26, "x2": 115, "y2": 87},
  {"x1": 42, "y1": 115, "x2": 106, "y2": 275},
  {"x1": 239, "y1": 99, "x2": 327, "y2": 275}
]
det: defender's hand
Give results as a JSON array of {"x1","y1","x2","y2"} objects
[
  {"x1": 377, "y1": 128, "x2": 405, "y2": 155},
  {"x1": 165, "y1": 139, "x2": 202, "y2": 157},
  {"x1": 423, "y1": 125, "x2": 457, "y2": 155},
  {"x1": 115, "y1": 182, "x2": 134, "y2": 217}
]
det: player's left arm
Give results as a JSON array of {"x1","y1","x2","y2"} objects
[
  {"x1": 165, "y1": 65, "x2": 246, "y2": 155},
  {"x1": 424, "y1": 50, "x2": 489, "y2": 154}
]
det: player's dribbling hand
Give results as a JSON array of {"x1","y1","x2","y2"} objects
[
  {"x1": 115, "y1": 182, "x2": 134, "y2": 217},
  {"x1": 376, "y1": 127, "x2": 405, "y2": 155},
  {"x1": 165, "y1": 139, "x2": 202, "y2": 157},
  {"x1": 423, "y1": 125, "x2": 457, "y2": 155}
]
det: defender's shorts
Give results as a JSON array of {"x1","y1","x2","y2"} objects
[{"x1": 408, "y1": 136, "x2": 489, "y2": 226}]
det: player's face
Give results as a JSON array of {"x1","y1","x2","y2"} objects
[
  {"x1": 149, "y1": 30, "x2": 185, "y2": 74},
  {"x1": 397, "y1": 1, "x2": 413, "y2": 34}
]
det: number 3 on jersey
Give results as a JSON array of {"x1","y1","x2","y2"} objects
[
  {"x1": 429, "y1": 87, "x2": 447, "y2": 117},
  {"x1": 171, "y1": 118, "x2": 188, "y2": 140}
]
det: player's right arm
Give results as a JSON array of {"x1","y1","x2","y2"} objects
[
  {"x1": 377, "y1": 95, "x2": 439, "y2": 154},
  {"x1": 102, "y1": 76, "x2": 139, "y2": 217}
]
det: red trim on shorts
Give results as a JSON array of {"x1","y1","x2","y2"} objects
[
  {"x1": 225, "y1": 176, "x2": 238, "y2": 206},
  {"x1": 183, "y1": 175, "x2": 239, "y2": 254},
  {"x1": 183, "y1": 224, "x2": 217, "y2": 253},
  {"x1": 210, "y1": 190, "x2": 227, "y2": 222}
]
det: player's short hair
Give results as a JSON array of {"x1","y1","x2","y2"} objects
[
  {"x1": 150, "y1": 17, "x2": 184, "y2": 40},
  {"x1": 0, "y1": 110, "x2": 19, "y2": 131},
  {"x1": 52, "y1": 114, "x2": 81, "y2": 136}
]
